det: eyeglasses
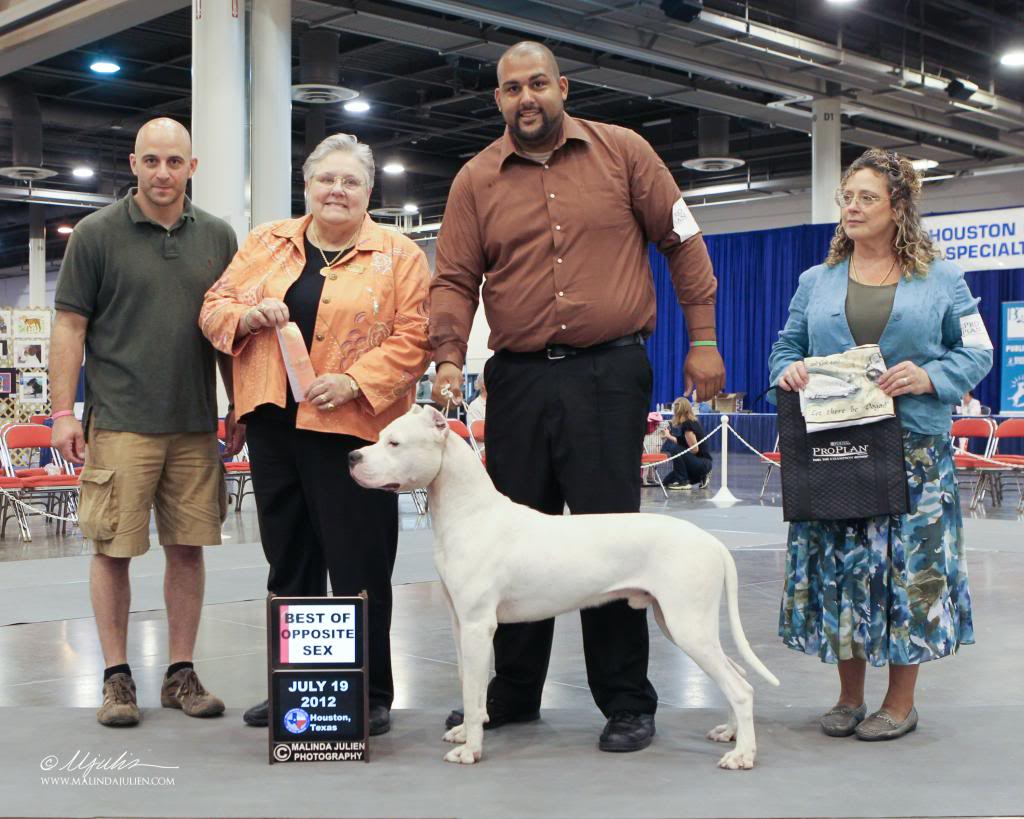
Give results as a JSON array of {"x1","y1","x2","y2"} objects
[
  {"x1": 835, "y1": 189, "x2": 888, "y2": 209},
  {"x1": 312, "y1": 174, "x2": 365, "y2": 192}
]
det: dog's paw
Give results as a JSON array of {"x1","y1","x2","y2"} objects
[
  {"x1": 706, "y1": 722, "x2": 736, "y2": 743},
  {"x1": 443, "y1": 724, "x2": 466, "y2": 744},
  {"x1": 717, "y1": 747, "x2": 755, "y2": 770},
  {"x1": 444, "y1": 744, "x2": 481, "y2": 765}
]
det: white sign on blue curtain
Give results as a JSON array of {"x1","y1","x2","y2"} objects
[
  {"x1": 924, "y1": 207, "x2": 1024, "y2": 272},
  {"x1": 1001, "y1": 301, "x2": 1024, "y2": 416}
]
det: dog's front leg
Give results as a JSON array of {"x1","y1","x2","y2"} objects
[{"x1": 443, "y1": 620, "x2": 495, "y2": 765}]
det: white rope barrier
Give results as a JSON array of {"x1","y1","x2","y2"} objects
[{"x1": 0, "y1": 487, "x2": 79, "y2": 524}]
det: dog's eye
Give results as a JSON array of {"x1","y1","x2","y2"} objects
[{"x1": 387, "y1": 441, "x2": 400, "y2": 448}]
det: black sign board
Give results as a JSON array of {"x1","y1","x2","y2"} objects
[{"x1": 267, "y1": 595, "x2": 369, "y2": 763}]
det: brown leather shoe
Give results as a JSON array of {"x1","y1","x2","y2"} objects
[
  {"x1": 160, "y1": 668, "x2": 225, "y2": 718},
  {"x1": 97, "y1": 673, "x2": 140, "y2": 727}
]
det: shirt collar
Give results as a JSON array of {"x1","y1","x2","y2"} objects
[
  {"x1": 272, "y1": 213, "x2": 386, "y2": 255},
  {"x1": 498, "y1": 113, "x2": 591, "y2": 168},
  {"x1": 126, "y1": 190, "x2": 195, "y2": 228}
]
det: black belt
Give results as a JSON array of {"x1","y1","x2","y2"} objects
[{"x1": 498, "y1": 332, "x2": 644, "y2": 361}]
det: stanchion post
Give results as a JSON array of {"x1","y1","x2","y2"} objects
[{"x1": 711, "y1": 413, "x2": 739, "y2": 504}]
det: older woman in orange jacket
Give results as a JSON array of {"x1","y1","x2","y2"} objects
[{"x1": 200, "y1": 133, "x2": 430, "y2": 736}]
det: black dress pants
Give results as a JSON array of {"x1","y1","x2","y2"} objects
[
  {"x1": 246, "y1": 418, "x2": 399, "y2": 708},
  {"x1": 483, "y1": 343, "x2": 658, "y2": 717}
]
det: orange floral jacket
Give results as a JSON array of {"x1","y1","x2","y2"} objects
[{"x1": 199, "y1": 214, "x2": 430, "y2": 440}]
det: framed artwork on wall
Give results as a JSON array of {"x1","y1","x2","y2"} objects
[
  {"x1": 18, "y1": 372, "x2": 48, "y2": 405},
  {"x1": 13, "y1": 340, "x2": 47, "y2": 368},
  {"x1": 13, "y1": 308, "x2": 51, "y2": 339},
  {"x1": 0, "y1": 368, "x2": 16, "y2": 396}
]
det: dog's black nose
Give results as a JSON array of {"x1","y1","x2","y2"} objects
[{"x1": 348, "y1": 451, "x2": 363, "y2": 466}]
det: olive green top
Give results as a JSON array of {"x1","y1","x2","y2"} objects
[
  {"x1": 845, "y1": 277, "x2": 898, "y2": 346},
  {"x1": 55, "y1": 192, "x2": 237, "y2": 435}
]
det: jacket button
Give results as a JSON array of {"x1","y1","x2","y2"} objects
[{"x1": 315, "y1": 333, "x2": 325, "y2": 342}]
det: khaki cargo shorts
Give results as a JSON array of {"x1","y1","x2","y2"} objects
[{"x1": 78, "y1": 423, "x2": 227, "y2": 558}]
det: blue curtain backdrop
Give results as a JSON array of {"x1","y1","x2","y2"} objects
[{"x1": 647, "y1": 225, "x2": 1024, "y2": 413}]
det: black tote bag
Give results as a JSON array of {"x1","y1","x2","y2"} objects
[{"x1": 776, "y1": 388, "x2": 909, "y2": 522}]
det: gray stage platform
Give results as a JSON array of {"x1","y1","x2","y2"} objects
[{"x1": 4, "y1": 707, "x2": 1022, "y2": 819}]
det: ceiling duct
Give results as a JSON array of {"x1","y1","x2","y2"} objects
[
  {"x1": 369, "y1": 172, "x2": 408, "y2": 218},
  {"x1": 292, "y1": 29, "x2": 358, "y2": 104},
  {"x1": 0, "y1": 80, "x2": 57, "y2": 181},
  {"x1": 682, "y1": 114, "x2": 744, "y2": 173}
]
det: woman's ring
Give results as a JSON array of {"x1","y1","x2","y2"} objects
[
  {"x1": 326, "y1": 402, "x2": 335, "y2": 411},
  {"x1": 902, "y1": 377, "x2": 909, "y2": 386}
]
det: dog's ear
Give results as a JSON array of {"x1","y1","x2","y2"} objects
[
  {"x1": 424, "y1": 406, "x2": 450, "y2": 437},
  {"x1": 409, "y1": 404, "x2": 422, "y2": 415}
]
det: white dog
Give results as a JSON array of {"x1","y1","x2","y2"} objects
[{"x1": 349, "y1": 405, "x2": 779, "y2": 769}]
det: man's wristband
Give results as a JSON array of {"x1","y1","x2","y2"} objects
[
  {"x1": 690, "y1": 340, "x2": 718, "y2": 348},
  {"x1": 50, "y1": 410, "x2": 75, "y2": 420}
]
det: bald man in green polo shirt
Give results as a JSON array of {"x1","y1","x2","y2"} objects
[{"x1": 49, "y1": 118, "x2": 241, "y2": 727}]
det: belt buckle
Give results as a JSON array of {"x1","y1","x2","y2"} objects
[{"x1": 546, "y1": 346, "x2": 567, "y2": 361}]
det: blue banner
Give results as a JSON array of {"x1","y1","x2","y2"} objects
[{"x1": 1001, "y1": 301, "x2": 1024, "y2": 416}]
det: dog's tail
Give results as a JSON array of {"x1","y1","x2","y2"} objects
[{"x1": 720, "y1": 542, "x2": 780, "y2": 687}]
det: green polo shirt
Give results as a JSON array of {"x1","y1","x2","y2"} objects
[{"x1": 55, "y1": 192, "x2": 238, "y2": 435}]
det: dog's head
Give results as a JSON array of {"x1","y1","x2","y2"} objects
[{"x1": 349, "y1": 405, "x2": 450, "y2": 492}]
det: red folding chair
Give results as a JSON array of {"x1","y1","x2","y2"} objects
[
  {"x1": 978, "y1": 418, "x2": 1024, "y2": 511},
  {"x1": 0, "y1": 424, "x2": 80, "y2": 540},
  {"x1": 950, "y1": 417, "x2": 996, "y2": 509},
  {"x1": 218, "y1": 419, "x2": 252, "y2": 512},
  {"x1": 759, "y1": 436, "x2": 781, "y2": 499}
]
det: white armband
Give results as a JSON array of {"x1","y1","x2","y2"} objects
[
  {"x1": 672, "y1": 197, "x2": 700, "y2": 242},
  {"x1": 959, "y1": 313, "x2": 993, "y2": 350}
]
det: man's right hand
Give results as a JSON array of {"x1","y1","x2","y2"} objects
[
  {"x1": 52, "y1": 416, "x2": 86, "y2": 464},
  {"x1": 432, "y1": 362, "x2": 464, "y2": 406}
]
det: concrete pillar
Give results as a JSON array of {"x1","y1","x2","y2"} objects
[
  {"x1": 191, "y1": 0, "x2": 247, "y2": 244},
  {"x1": 250, "y1": 0, "x2": 292, "y2": 225},
  {"x1": 28, "y1": 204, "x2": 46, "y2": 306},
  {"x1": 811, "y1": 98, "x2": 842, "y2": 224}
]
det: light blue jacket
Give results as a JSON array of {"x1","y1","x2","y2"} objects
[{"x1": 768, "y1": 257, "x2": 993, "y2": 435}]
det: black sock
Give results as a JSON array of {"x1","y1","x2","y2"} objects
[
  {"x1": 104, "y1": 664, "x2": 131, "y2": 681},
  {"x1": 166, "y1": 661, "x2": 194, "y2": 678}
]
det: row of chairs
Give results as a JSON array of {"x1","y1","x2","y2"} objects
[
  {"x1": 758, "y1": 417, "x2": 1024, "y2": 512},
  {"x1": 952, "y1": 417, "x2": 1024, "y2": 511},
  {"x1": 0, "y1": 423, "x2": 80, "y2": 542}
]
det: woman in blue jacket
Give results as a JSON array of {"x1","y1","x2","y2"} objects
[{"x1": 769, "y1": 149, "x2": 992, "y2": 742}]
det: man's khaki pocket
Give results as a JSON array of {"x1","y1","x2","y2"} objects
[
  {"x1": 78, "y1": 466, "x2": 119, "y2": 540},
  {"x1": 218, "y1": 465, "x2": 229, "y2": 524}
]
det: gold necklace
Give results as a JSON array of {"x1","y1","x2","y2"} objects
[
  {"x1": 850, "y1": 255, "x2": 898, "y2": 286},
  {"x1": 309, "y1": 223, "x2": 360, "y2": 277}
]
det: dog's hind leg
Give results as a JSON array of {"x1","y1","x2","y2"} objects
[
  {"x1": 654, "y1": 601, "x2": 757, "y2": 770},
  {"x1": 443, "y1": 619, "x2": 496, "y2": 765}
]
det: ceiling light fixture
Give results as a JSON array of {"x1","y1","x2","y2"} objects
[
  {"x1": 911, "y1": 159, "x2": 939, "y2": 171},
  {"x1": 72, "y1": 166, "x2": 95, "y2": 179},
  {"x1": 57, "y1": 225, "x2": 74, "y2": 235},
  {"x1": 1000, "y1": 48, "x2": 1024, "y2": 67},
  {"x1": 343, "y1": 100, "x2": 370, "y2": 113},
  {"x1": 825, "y1": 0, "x2": 858, "y2": 5},
  {"x1": 403, "y1": 203, "x2": 419, "y2": 214},
  {"x1": 89, "y1": 59, "x2": 120, "y2": 74},
  {"x1": 382, "y1": 162, "x2": 405, "y2": 175}
]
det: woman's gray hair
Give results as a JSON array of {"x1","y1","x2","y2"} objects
[{"x1": 302, "y1": 133, "x2": 375, "y2": 190}]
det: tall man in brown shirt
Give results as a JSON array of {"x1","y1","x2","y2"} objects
[{"x1": 430, "y1": 41, "x2": 725, "y2": 752}]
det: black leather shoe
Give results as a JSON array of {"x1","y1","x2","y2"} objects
[
  {"x1": 243, "y1": 699, "x2": 269, "y2": 727},
  {"x1": 369, "y1": 705, "x2": 391, "y2": 736},
  {"x1": 598, "y1": 711, "x2": 655, "y2": 752},
  {"x1": 444, "y1": 700, "x2": 541, "y2": 730}
]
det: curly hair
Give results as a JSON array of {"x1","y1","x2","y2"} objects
[{"x1": 825, "y1": 148, "x2": 939, "y2": 278}]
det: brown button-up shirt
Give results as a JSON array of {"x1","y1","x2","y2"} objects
[{"x1": 430, "y1": 114, "x2": 717, "y2": 367}]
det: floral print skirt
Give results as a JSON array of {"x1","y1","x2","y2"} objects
[{"x1": 779, "y1": 432, "x2": 974, "y2": 666}]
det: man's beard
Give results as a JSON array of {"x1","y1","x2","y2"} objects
[{"x1": 510, "y1": 107, "x2": 561, "y2": 148}]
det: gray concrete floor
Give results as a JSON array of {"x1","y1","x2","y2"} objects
[{"x1": 1, "y1": 454, "x2": 1022, "y2": 818}]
